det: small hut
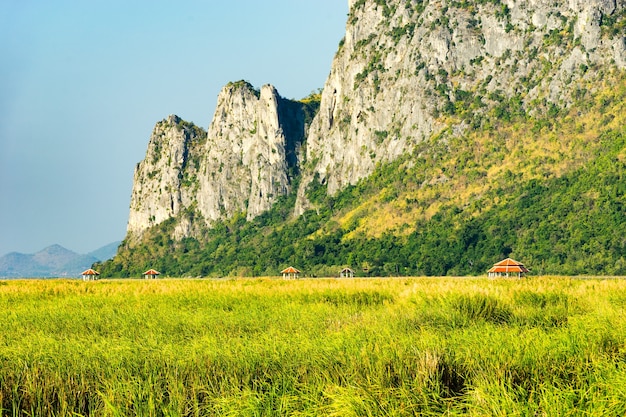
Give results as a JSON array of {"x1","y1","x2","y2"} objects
[
  {"x1": 81, "y1": 269, "x2": 100, "y2": 281},
  {"x1": 340, "y1": 267, "x2": 355, "y2": 278},
  {"x1": 143, "y1": 269, "x2": 160, "y2": 279},
  {"x1": 281, "y1": 266, "x2": 301, "y2": 279},
  {"x1": 488, "y1": 258, "x2": 529, "y2": 278}
]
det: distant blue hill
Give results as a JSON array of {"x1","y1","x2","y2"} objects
[
  {"x1": 0, "y1": 242, "x2": 120, "y2": 278},
  {"x1": 87, "y1": 241, "x2": 120, "y2": 263}
]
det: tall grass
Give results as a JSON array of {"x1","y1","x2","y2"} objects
[{"x1": 0, "y1": 277, "x2": 626, "y2": 415}]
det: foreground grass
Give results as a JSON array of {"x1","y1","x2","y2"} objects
[{"x1": 1, "y1": 277, "x2": 626, "y2": 416}]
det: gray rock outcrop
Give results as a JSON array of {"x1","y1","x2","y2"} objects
[
  {"x1": 125, "y1": 0, "x2": 624, "y2": 241},
  {"x1": 127, "y1": 82, "x2": 306, "y2": 240}
]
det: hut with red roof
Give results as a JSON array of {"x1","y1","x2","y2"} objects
[
  {"x1": 487, "y1": 258, "x2": 529, "y2": 278},
  {"x1": 281, "y1": 266, "x2": 301, "y2": 279},
  {"x1": 81, "y1": 269, "x2": 100, "y2": 281},
  {"x1": 143, "y1": 269, "x2": 160, "y2": 279}
]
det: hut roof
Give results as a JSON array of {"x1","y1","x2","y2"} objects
[
  {"x1": 488, "y1": 258, "x2": 529, "y2": 273},
  {"x1": 281, "y1": 266, "x2": 300, "y2": 274},
  {"x1": 81, "y1": 269, "x2": 100, "y2": 276},
  {"x1": 143, "y1": 269, "x2": 160, "y2": 275},
  {"x1": 341, "y1": 267, "x2": 354, "y2": 273}
]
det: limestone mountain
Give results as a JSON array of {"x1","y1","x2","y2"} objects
[
  {"x1": 102, "y1": 0, "x2": 626, "y2": 277},
  {"x1": 126, "y1": 82, "x2": 315, "y2": 242}
]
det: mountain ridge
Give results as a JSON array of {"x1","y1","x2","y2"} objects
[
  {"x1": 100, "y1": 0, "x2": 625, "y2": 277},
  {"x1": 0, "y1": 242, "x2": 120, "y2": 278},
  {"x1": 125, "y1": 85, "x2": 318, "y2": 243}
]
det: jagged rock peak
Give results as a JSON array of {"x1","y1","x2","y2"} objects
[
  {"x1": 126, "y1": 82, "x2": 310, "y2": 241},
  {"x1": 198, "y1": 81, "x2": 295, "y2": 224},
  {"x1": 126, "y1": 115, "x2": 207, "y2": 238}
]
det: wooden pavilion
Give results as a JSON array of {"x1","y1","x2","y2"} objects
[
  {"x1": 340, "y1": 267, "x2": 355, "y2": 278},
  {"x1": 487, "y1": 258, "x2": 529, "y2": 278},
  {"x1": 143, "y1": 269, "x2": 160, "y2": 279},
  {"x1": 281, "y1": 266, "x2": 301, "y2": 279},
  {"x1": 81, "y1": 268, "x2": 100, "y2": 281}
]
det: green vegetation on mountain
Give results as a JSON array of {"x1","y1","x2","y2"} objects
[
  {"x1": 299, "y1": 89, "x2": 322, "y2": 128},
  {"x1": 98, "y1": 71, "x2": 626, "y2": 278},
  {"x1": 227, "y1": 79, "x2": 260, "y2": 97}
]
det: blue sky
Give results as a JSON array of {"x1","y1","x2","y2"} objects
[{"x1": 0, "y1": 1, "x2": 348, "y2": 256}]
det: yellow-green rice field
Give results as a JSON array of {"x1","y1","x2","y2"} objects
[{"x1": 1, "y1": 277, "x2": 625, "y2": 416}]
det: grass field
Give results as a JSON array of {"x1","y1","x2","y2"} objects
[{"x1": 1, "y1": 277, "x2": 626, "y2": 416}]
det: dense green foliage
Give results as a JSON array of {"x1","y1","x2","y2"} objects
[
  {"x1": 2, "y1": 277, "x2": 626, "y2": 415},
  {"x1": 100, "y1": 152, "x2": 626, "y2": 278}
]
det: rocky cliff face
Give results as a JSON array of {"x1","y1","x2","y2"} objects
[
  {"x1": 127, "y1": 0, "x2": 625, "y2": 241},
  {"x1": 295, "y1": 0, "x2": 625, "y2": 212},
  {"x1": 196, "y1": 82, "x2": 304, "y2": 224},
  {"x1": 127, "y1": 82, "x2": 307, "y2": 240},
  {"x1": 127, "y1": 115, "x2": 205, "y2": 239}
]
